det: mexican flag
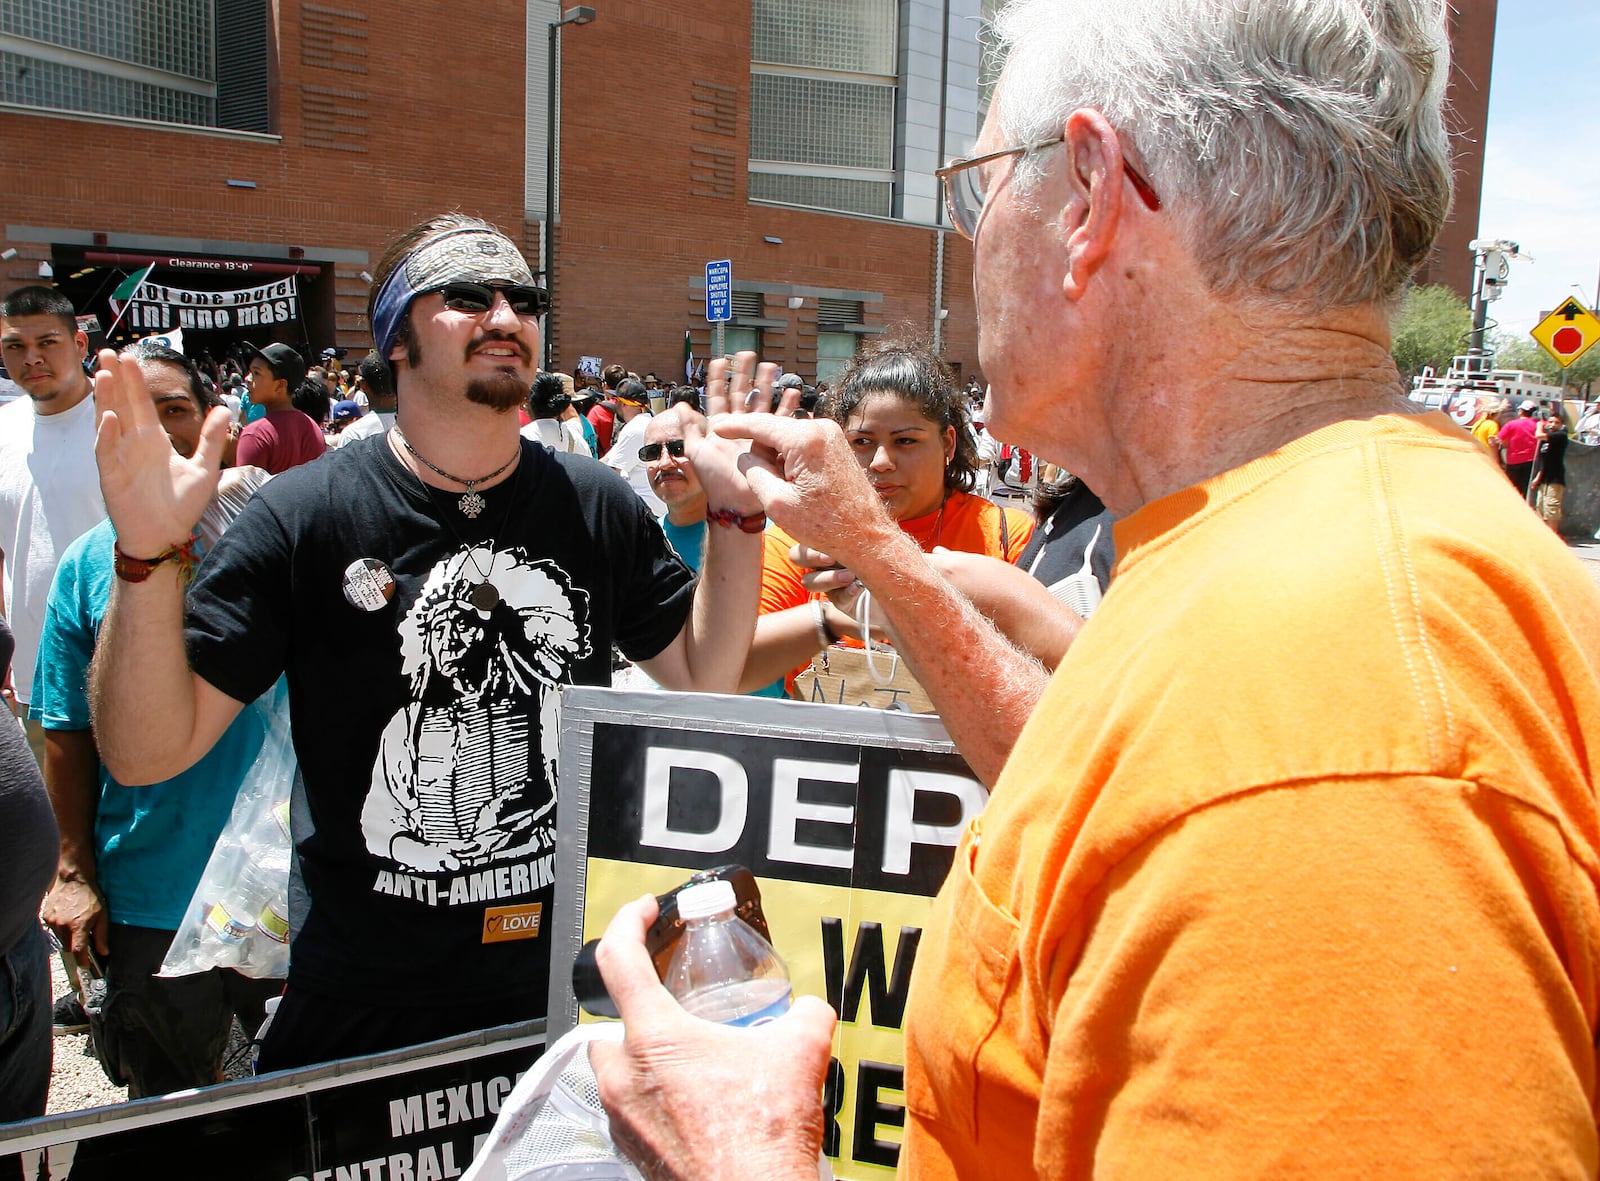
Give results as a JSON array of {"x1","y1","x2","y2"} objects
[
  {"x1": 111, "y1": 263, "x2": 155, "y2": 302},
  {"x1": 684, "y1": 329, "x2": 694, "y2": 383},
  {"x1": 106, "y1": 263, "x2": 156, "y2": 334}
]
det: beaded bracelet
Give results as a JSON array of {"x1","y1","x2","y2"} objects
[
  {"x1": 705, "y1": 508, "x2": 768, "y2": 534},
  {"x1": 113, "y1": 537, "x2": 199, "y2": 584}
]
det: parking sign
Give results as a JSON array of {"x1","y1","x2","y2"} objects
[{"x1": 706, "y1": 259, "x2": 732, "y2": 323}]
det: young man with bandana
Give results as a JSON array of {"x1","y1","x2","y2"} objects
[{"x1": 85, "y1": 213, "x2": 770, "y2": 1071}]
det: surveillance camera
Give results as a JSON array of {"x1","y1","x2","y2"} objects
[{"x1": 0, "y1": 248, "x2": 17, "y2": 261}]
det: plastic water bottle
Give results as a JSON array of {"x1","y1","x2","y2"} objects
[
  {"x1": 205, "y1": 859, "x2": 269, "y2": 954},
  {"x1": 662, "y1": 879, "x2": 792, "y2": 1026}
]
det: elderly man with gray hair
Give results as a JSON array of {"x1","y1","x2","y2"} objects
[{"x1": 591, "y1": 1, "x2": 1600, "y2": 1176}]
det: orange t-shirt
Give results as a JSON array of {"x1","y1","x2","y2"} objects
[
  {"x1": 759, "y1": 491, "x2": 1034, "y2": 693},
  {"x1": 901, "y1": 414, "x2": 1600, "y2": 1178}
]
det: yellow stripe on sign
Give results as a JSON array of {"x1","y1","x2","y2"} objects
[{"x1": 583, "y1": 857, "x2": 942, "y2": 1180}]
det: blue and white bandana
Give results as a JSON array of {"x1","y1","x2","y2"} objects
[{"x1": 371, "y1": 226, "x2": 535, "y2": 361}]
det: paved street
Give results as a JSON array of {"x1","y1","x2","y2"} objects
[{"x1": 1571, "y1": 539, "x2": 1600, "y2": 590}]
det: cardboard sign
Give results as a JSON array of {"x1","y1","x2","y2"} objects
[{"x1": 549, "y1": 688, "x2": 984, "y2": 1180}]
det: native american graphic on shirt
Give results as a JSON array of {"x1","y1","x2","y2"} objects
[{"x1": 361, "y1": 545, "x2": 591, "y2": 877}]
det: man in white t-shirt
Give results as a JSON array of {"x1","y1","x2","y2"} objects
[
  {"x1": 334, "y1": 350, "x2": 397, "y2": 447},
  {"x1": 0, "y1": 286, "x2": 106, "y2": 759},
  {"x1": 601, "y1": 378, "x2": 665, "y2": 515}
]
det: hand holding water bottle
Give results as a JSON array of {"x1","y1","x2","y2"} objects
[{"x1": 591, "y1": 891, "x2": 837, "y2": 1181}]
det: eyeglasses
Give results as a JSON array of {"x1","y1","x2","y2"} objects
[
  {"x1": 430, "y1": 281, "x2": 551, "y2": 317},
  {"x1": 638, "y1": 438, "x2": 686, "y2": 462},
  {"x1": 936, "y1": 134, "x2": 1162, "y2": 240}
]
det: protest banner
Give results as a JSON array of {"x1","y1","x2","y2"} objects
[
  {"x1": 0, "y1": 1024, "x2": 544, "y2": 1179},
  {"x1": 2, "y1": 690, "x2": 975, "y2": 1179},
  {"x1": 110, "y1": 277, "x2": 301, "y2": 334},
  {"x1": 550, "y1": 688, "x2": 983, "y2": 1180}
]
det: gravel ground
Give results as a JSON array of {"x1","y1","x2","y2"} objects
[{"x1": 43, "y1": 953, "x2": 254, "y2": 1117}]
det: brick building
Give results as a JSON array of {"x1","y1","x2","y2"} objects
[
  {"x1": 0, "y1": 0, "x2": 1492, "y2": 389},
  {"x1": 0, "y1": 0, "x2": 530, "y2": 370},
  {"x1": 1411, "y1": 0, "x2": 1500, "y2": 298}
]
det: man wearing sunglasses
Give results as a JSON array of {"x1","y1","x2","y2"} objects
[
  {"x1": 592, "y1": 1, "x2": 1600, "y2": 1177},
  {"x1": 84, "y1": 213, "x2": 770, "y2": 1072},
  {"x1": 600, "y1": 378, "x2": 666, "y2": 516},
  {"x1": 639, "y1": 421, "x2": 695, "y2": 551}
]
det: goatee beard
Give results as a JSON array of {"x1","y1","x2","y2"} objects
[{"x1": 466, "y1": 369, "x2": 528, "y2": 412}]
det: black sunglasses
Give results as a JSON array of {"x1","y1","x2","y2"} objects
[
  {"x1": 638, "y1": 438, "x2": 687, "y2": 462},
  {"x1": 431, "y1": 281, "x2": 551, "y2": 317}
]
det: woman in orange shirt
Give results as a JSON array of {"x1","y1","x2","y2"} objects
[{"x1": 739, "y1": 338, "x2": 1033, "y2": 695}]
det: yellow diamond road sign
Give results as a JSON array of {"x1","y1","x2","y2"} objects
[{"x1": 1531, "y1": 297, "x2": 1600, "y2": 368}]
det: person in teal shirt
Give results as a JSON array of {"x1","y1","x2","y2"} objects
[{"x1": 32, "y1": 343, "x2": 280, "y2": 1097}]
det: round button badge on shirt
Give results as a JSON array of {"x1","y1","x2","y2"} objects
[{"x1": 342, "y1": 558, "x2": 396, "y2": 611}]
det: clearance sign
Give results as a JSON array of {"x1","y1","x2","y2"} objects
[{"x1": 550, "y1": 688, "x2": 985, "y2": 1181}]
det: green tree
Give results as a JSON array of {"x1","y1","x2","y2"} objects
[
  {"x1": 1390, "y1": 284, "x2": 1472, "y2": 380},
  {"x1": 1491, "y1": 333, "x2": 1600, "y2": 396}
]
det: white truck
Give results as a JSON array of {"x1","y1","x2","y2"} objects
[{"x1": 1407, "y1": 352, "x2": 1569, "y2": 426}]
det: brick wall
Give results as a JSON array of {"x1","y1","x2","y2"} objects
[
  {"x1": 549, "y1": 0, "x2": 977, "y2": 383},
  {"x1": 1411, "y1": 0, "x2": 1498, "y2": 302},
  {"x1": 0, "y1": 0, "x2": 980, "y2": 383},
  {"x1": 0, "y1": 1, "x2": 530, "y2": 354}
]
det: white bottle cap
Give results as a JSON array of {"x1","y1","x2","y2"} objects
[{"x1": 677, "y1": 879, "x2": 738, "y2": 921}]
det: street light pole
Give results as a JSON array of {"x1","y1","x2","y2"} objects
[{"x1": 544, "y1": 5, "x2": 596, "y2": 370}]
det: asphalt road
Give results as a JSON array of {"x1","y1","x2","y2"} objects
[{"x1": 1570, "y1": 539, "x2": 1600, "y2": 589}]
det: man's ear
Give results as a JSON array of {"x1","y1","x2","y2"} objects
[{"x1": 1061, "y1": 108, "x2": 1131, "y2": 302}]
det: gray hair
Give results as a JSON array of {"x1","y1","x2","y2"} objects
[{"x1": 991, "y1": 0, "x2": 1453, "y2": 309}]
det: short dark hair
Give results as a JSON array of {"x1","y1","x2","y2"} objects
[
  {"x1": 601, "y1": 363, "x2": 627, "y2": 391},
  {"x1": 823, "y1": 335, "x2": 978, "y2": 494},
  {"x1": 357, "y1": 349, "x2": 393, "y2": 399},
  {"x1": 123, "y1": 340, "x2": 218, "y2": 411},
  {"x1": 529, "y1": 371, "x2": 571, "y2": 419},
  {"x1": 292, "y1": 375, "x2": 332, "y2": 424},
  {"x1": 666, "y1": 385, "x2": 701, "y2": 413},
  {"x1": 0, "y1": 285, "x2": 77, "y2": 332}
]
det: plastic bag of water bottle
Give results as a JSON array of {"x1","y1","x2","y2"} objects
[
  {"x1": 158, "y1": 678, "x2": 295, "y2": 980},
  {"x1": 461, "y1": 1024, "x2": 644, "y2": 1181}
]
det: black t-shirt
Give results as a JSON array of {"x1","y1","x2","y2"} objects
[
  {"x1": 1540, "y1": 429, "x2": 1568, "y2": 485},
  {"x1": 1015, "y1": 481, "x2": 1116, "y2": 596},
  {"x1": 184, "y1": 435, "x2": 694, "y2": 1006}
]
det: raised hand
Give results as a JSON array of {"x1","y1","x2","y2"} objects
[
  {"x1": 92, "y1": 349, "x2": 231, "y2": 558},
  {"x1": 712, "y1": 399, "x2": 900, "y2": 575},
  {"x1": 683, "y1": 352, "x2": 784, "y2": 519}
]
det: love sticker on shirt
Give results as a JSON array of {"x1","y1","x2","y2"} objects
[{"x1": 482, "y1": 902, "x2": 543, "y2": 943}]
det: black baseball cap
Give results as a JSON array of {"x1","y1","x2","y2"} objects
[{"x1": 246, "y1": 342, "x2": 307, "y2": 390}]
